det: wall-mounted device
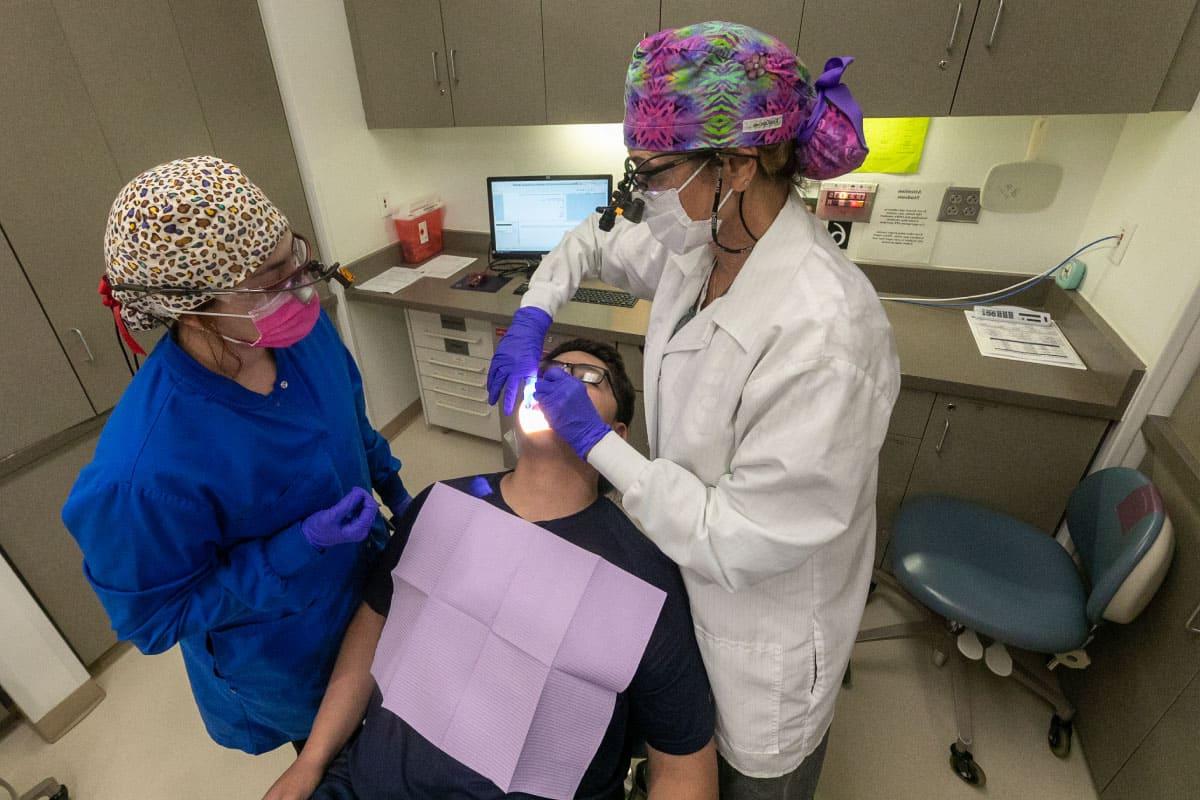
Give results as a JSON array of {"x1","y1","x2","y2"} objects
[
  {"x1": 815, "y1": 182, "x2": 877, "y2": 223},
  {"x1": 1055, "y1": 258, "x2": 1087, "y2": 290}
]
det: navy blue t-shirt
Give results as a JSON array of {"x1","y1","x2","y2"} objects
[{"x1": 341, "y1": 473, "x2": 714, "y2": 800}]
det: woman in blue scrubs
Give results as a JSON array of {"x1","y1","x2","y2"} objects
[{"x1": 62, "y1": 156, "x2": 410, "y2": 754}]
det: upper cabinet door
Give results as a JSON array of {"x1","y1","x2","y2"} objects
[
  {"x1": 440, "y1": 0, "x2": 546, "y2": 126},
  {"x1": 0, "y1": 228, "x2": 95, "y2": 458},
  {"x1": 0, "y1": 0, "x2": 132, "y2": 413},
  {"x1": 798, "y1": 1, "x2": 979, "y2": 118},
  {"x1": 660, "y1": 0, "x2": 804, "y2": 50},
  {"x1": 952, "y1": 0, "x2": 1199, "y2": 115},
  {"x1": 169, "y1": 0, "x2": 316, "y2": 240},
  {"x1": 345, "y1": 0, "x2": 455, "y2": 128},
  {"x1": 543, "y1": 1, "x2": 658, "y2": 124},
  {"x1": 52, "y1": 0, "x2": 214, "y2": 180}
]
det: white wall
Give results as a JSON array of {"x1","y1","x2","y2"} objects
[
  {"x1": 259, "y1": 0, "x2": 1124, "y2": 278},
  {"x1": 1074, "y1": 104, "x2": 1200, "y2": 366}
]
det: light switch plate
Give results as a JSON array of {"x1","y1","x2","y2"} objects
[{"x1": 938, "y1": 186, "x2": 981, "y2": 223}]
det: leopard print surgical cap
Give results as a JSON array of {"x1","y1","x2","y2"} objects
[{"x1": 102, "y1": 156, "x2": 290, "y2": 332}]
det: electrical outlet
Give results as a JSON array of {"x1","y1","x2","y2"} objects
[
  {"x1": 377, "y1": 190, "x2": 395, "y2": 219},
  {"x1": 1109, "y1": 221, "x2": 1136, "y2": 265},
  {"x1": 938, "y1": 186, "x2": 982, "y2": 223}
]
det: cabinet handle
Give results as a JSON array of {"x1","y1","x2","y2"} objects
[
  {"x1": 427, "y1": 385, "x2": 485, "y2": 403},
  {"x1": 449, "y1": 48, "x2": 459, "y2": 83},
  {"x1": 1187, "y1": 603, "x2": 1200, "y2": 636},
  {"x1": 431, "y1": 50, "x2": 440, "y2": 85},
  {"x1": 986, "y1": 0, "x2": 1005, "y2": 49},
  {"x1": 429, "y1": 372, "x2": 486, "y2": 388},
  {"x1": 70, "y1": 328, "x2": 94, "y2": 362},
  {"x1": 427, "y1": 357, "x2": 484, "y2": 373},
  {"x1": 424, "y1": 328, "x2": 481, "y2": 345},
  {"x1": 935, "y1": 403, "x2": 956, "y2": 454},
  {"x1": 435, "y1": 400, "x2": 490, "y2": 417},
  {"x1": 946, "y1": 2, "x2": 963, "y2": 52}
]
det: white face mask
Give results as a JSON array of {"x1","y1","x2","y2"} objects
[{"x1": 639, "y1": 161, "x2": 734, "y2": 255}]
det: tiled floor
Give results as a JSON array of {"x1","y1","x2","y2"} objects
[{"x1": 0, "y1": 420, "x2": 1099, "y2": 799}]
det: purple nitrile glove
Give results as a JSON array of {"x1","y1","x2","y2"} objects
[
  {"x1": 301, "y1": 486, "x2": 379, "y2": 550},
  {"x1": 488, "y1": 306, "x2": 552, "y2": 415},
  {"x1": 533, "y1": 367, "x2": 612, "y2": 460}
]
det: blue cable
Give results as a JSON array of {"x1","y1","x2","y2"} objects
[{"x1": 887, "y1": 235, "x2": 1120, "y2": 309}]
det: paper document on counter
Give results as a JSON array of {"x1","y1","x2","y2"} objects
[
  {"x1": 357, "y1": 267, "x2": 427, "y2": 294},
  {"x1": 420, "y1": 254, "x2": 477, "y2": 279},
  {"x1": 965, "y1": 311, "x2": 1086, "y2": 370}
]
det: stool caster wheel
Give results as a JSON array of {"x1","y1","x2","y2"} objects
[
  {"x1": 1048, "y1": 714, "x2": 1073, "y2": 759},
  {"x1": 932, "y1": 647, "x2": 948, "y2": 668},
  {"x1": 949, "y1": 743, "x2": 986, "y2": 787},
  {"x1": 50, "y1": 788, "x2": 69, "y2": 800}
]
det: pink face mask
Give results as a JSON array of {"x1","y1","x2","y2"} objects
[
  {"x1": 172, "y1": 280, "x2": 321, "y2": 348},
  {"x1": 237, "y1": 290, "x2": 321, "y2": 348}
]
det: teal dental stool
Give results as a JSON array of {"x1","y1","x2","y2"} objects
[{"x1": 854, "y1": 467, "x2": 1174, "y2": 786}]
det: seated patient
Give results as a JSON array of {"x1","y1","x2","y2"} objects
[{"x1": 264, "y1": 339, "x2": 716, "y2": 800}]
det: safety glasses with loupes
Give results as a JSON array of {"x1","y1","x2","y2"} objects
[{"x1": 108, "y1": 233, "x2": 356, "y2": 302}]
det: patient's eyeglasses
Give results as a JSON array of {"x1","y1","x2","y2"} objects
[{"x1": 538, "y1": 358, "x2": 612, "y2": 388}]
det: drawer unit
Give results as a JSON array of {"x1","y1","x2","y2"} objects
[
  {"x1": 409, "y1": 309, "x2": 494, "y2": 359},
  {"x1": 424, "y1": 388, "x2": 502, "y2": 441}
]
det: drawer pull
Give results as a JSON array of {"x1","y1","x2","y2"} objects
[
  {"x1": 427, "y1": 386, "x2": 486, "y2": 403},
  {"x1": 946, "y1": 2, "x2": 963, "y2": 52},
  {"x1": 70, "y1": 328, "x2": 95, "y2": 362},
  {"x1": 424, "y1": 329, "x2": 481, "y2": 344},
  {"x1": 429, "y1": 373, "x2": 486, "y2": 388},
  {"x1": 426, "y1": 357, "x2": 484, "y2": 373},
  {"x1": 986, "y1": 0, "x2": 1004, "y2": 49},
  {"x1": 435, "y1": 400, "x2": 490, "y2": 418}
]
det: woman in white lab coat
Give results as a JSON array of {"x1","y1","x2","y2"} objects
[{"x1": 487, "y1": 22, "x2": 900, "y2": 798}]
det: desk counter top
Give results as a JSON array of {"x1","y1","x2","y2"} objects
[{"x1": 347, "y1": 242, "x2": 1142, "y2": 421}]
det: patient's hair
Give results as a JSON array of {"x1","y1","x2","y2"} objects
[{"x1": 544, "y1": 338, "x2": 636, "y2": 428}]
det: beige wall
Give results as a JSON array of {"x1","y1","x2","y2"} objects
[{"x1": 1075, "y1": 101, "x2": 1200, "y2": 366}]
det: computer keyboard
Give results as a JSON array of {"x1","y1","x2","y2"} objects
[{"x1": 513, "y1": 282, "x2": 638, "y2": 308}]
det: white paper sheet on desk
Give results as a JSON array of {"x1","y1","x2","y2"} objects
[
  {"x1": 420, "y1": 254, "x2": 477, "y2": 279},
  {"x1": 357, "y1": 267, "x2": 426, "y2": 294},
  {"x1": 965, "y1": 311, "x2": 1087, "y2": 370}
]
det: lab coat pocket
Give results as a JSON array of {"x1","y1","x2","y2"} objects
[{"x1": 695, "y1": 625, "x2": 783, "y2": 756}]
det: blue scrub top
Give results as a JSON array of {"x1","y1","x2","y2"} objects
[{"x1": 62, "y1": 311, "x2": 407, "y2": 754}]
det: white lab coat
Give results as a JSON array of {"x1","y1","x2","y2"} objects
[{"x1": 522, "y1": 192, "x2": 900, "y2": 777}]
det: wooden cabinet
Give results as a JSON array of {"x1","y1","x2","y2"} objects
[
  {"x1": 876, "y1": 390, "x2": 1108, "y2": 567},
  {"x1": 952, "y1": 0, "x2": 1198, "y2": 115},
  {"x1": 905, "y1": 394, "x2": 1107, "y2": 531},
  {"x1": 0, "y1": 229, "x2": 95, "y2": 458},
  {"x1": 1100, "y1": 670, "x2": 1200, "y2": 799},
  {"x1": 53, "y1": 0, "x2": 213, "y2": 181},
  {"x1": 544, "y1": 1, "x2": 659, "y2": 124},
  {"x1": 348, "y1": 0, "x2": 548, "y2": 128},
  {"x1": 169, "y1": 0, "x2": 316, "y2": 241},
  {"x1": 348, "y1": 0, "x2": 1200, "y2": 125},
  {"x1": 439, "y1": 0, "x2": 546, "y2": 126},
  {"x1": 0, "y1": 0, "x2": 133, "y2": 414},
  {"x1": 660, "y1": 0, "x2": 803, "y2": 49},
  {"x1": 797, "y1": 1, "x2": 977, "y2": 118},
  {"x1": 0, "y1": 430, "x2": 117, "y2": 666},
  {"x1": 345, "y1": 0, "x2": 455, "y2": 128}
]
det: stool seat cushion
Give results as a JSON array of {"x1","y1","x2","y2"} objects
[{"x1": 890, "y1": 495, "x2": 1090, "y2": 653}]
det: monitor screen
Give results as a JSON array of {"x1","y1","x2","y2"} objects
[{"x1": 487, "y1": 175, "x2": 612, "y2": 257}]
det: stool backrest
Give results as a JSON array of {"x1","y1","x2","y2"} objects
[{"x1": 1066, "y1": 467, "x2": 1173, "y2": 625}]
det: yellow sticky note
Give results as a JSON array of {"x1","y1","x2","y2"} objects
[{"x1": 854, "y1": 118, "x2": 931, "y2": 175}]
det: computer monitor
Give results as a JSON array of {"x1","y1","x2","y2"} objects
[{"x1": 487, "y1": 175, "x2": 613, "y2": 260}]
